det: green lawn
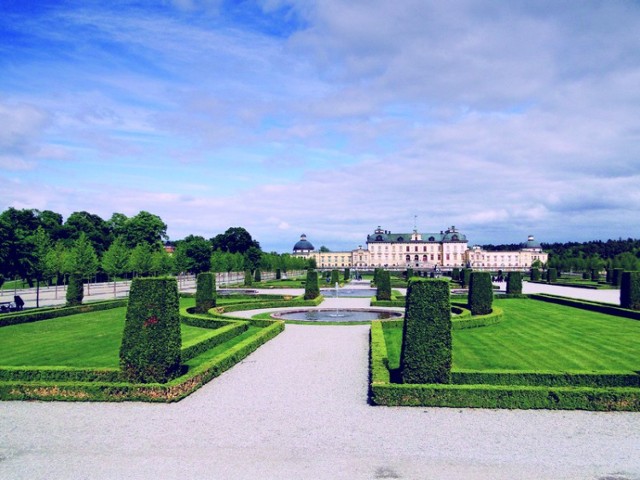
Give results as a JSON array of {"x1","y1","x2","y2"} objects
[
  {"x1": 0, "y1": 307, "x2": 223, "y2": 368},
  {"x1": 384, "y1": 298, "x2": 640, "y2": 373}
]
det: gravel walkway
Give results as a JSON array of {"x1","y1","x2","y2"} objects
[{"x1": 1, "y1": 283, "x2": 639, "y2": 479}]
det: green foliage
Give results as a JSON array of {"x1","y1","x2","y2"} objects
[
  {"x1": 452, "y1": 267, "x2": 460, "y2": 281},
  {"x1": 195, "y1": 272, "x2": 216, "y2": 313},
  {"x1": 376, "y1": 270, "x2": 392, "y2": 301},
  {"x1": 120, "y1": 211, "x2": 167, "y2": 248},
  {"x1": 591, "y1": 269, "x2": 600, "y2": 282},
  {"x1": 276, "y1": 268, "x2": 281, "y2": 280},
  {"x1": 330, "y1": 269, "x2": 339, "y2": 285},
  {"x1": 173, "y1": 235, "x2": 212, "y2": 275},
  {"x1": 530, "y1": 267, "x2": 541, "y2": 281},
  {"x1": 406, "y1": 268, "x2": 414, "y2": 279},
  {"x1": 244, "y1": 270, "x2": 253, "y2": 286},
  {"x1": 210, "y1": 227, "x2": 260, "y2": 254},
  {"x1": 128, "y1": 243, "x2": 154, "y2": 276},
  {"x1": 254, "y1": 269, "x2": 261, "y2": 282},
  {"x1": 119, "y1": 277, "x2": 182, "y2": 383},
  {"x1": 304, "y1": 269, "x2": 320, "y2": 300},
  {"x1": 344, "y1": 268, "x2": 350, "y2": 281},
  {"x1": 547, "y1": 268, "x2": 558, "y2": 283},
  {"x1": 468, "y1": 272, "x2": 493, "y2": 315},
  {"x1": 612, "y1": 268, "x2": 624, "y2": 286},
  {"x1": 66, "y1": 274, "x2": 84, "y2": 306},
  {"x1": 102, "y1": 237, "x2": 130, "y2": 279},
  {"x1": 620, "y1": 271, "x2": 640, "y2": 310},
  {"x1": 506, "y1": 271, "x2": 522, "y2": 294},
  {"x1": 68, "y1": 233, "x2": 99, "y2": 280},
  {"x1": 461, "y1": 268, "x2": 472, "y2": 288},
  {"x1": 0, "y1": 299, "x2": 126, "y2": 328},
  {"x1": 400, "y1": 279, "x2": 452, "y2": 384}
]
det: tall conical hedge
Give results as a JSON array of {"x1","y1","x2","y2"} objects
[
  {"x1": 119, "y1": 277, "x2": 182, "y2": 383},
  {"x1": 195, "y1": 272, "x2": 216, "y2": 313},
  {"x1": 469, "y1": 271, "x2": 493, "y2": 315},
  {"x1": 506, "y1": 271, "x2": 522, "y2": 294},
  {"x1": 400, "y1": 278, "x2": 452, "y2": 384},
  {"x1": 620, "y1": 271, "x2": 640, "y2": 310},
  {"x1": 330, "y1": 269, "x2": 340, "y2": 285},
  {"x1": 376, "y1": 269, "x2": 391, "y2": 301},
  {"x1": 304, "y1": 269, "x2": 319, "y2": 300}
]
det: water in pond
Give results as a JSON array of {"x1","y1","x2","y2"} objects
[
  {"x1": 320, "y1": 288, "x2": 377, "y2": 297},
  {"x1": 274, "y1": 309, "x2": 402, "y2": 322}
]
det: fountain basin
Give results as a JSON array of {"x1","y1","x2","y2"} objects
[
  {"x1": 272, "y1": 309, "x2": 402, "y2": 323},
  {"x1": 320, "y1": 288, "x2": 377, "y2": 297}
]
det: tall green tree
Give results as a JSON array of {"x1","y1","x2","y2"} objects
[
  {"x1": 63, "y1": 211, "x2": 112, "y2": 256},
  {"x1": 102, "y1": 237, "x2": 131, "y2": 297},
  {"x1": 46, "y1": 241, "x2": 69, "y2": 299},
  {"x1": 129, "y1": 243, "x2": 154, "y2": 277},
  {"x1": 67, "y1": 233, "x2": 99, "y2": 295},
  {"x1": 122, "y1": 211, "x2": 167, "y2": 248},
  {"x1": 27, "y1": 226, "x2": 53, "y2": 308},
  {"x1": 210, "y1": 227, "x2": 260, "y2": 254},
  {"x1": 173, "y1": 236, "x2": 212, "y2": 275}
]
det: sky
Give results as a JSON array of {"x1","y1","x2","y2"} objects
[{"x1": 1, "y1": 0, "x2": 640, "y2": 253}]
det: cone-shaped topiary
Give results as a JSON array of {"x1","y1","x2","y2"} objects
[
  {"x1": 468, "y1": 271, "x2": 493, "y2": 315},
  {"x1": 530, "y1": 267, "x2": 541, "y2": 281},
  {"x1": 613, "y1": 268, "x2": 624, "y2": 287},
  {"x1": 376, "y1": 269, "x2": 391, "y2": 301},
  {"x1": 276, "y1": 268, "x2": 281, "y2": 280},
  {"x1": 406, "y1": 268, "x2": 414, "y2": 280},
  {"x1": 195, "y1": 272, "x2": 216, "y2": 313},
  {"x1": 120, "y1": 277, "x2": 182, "y2": 383},
  {"x1": 66, "y1": 274, "x2": 84, "y2": 306},
  {"x1": 244, "y1": 270, "x2": 253, "y2": 286},
  {"x1": 506, "y1": 271, "x2": 522, "y2": 294},
  {"x1": 452, "y1": 267, "x2": 460, "y2": 282},
  {"x1": 254, "y1": 269, "x2": 261, "y2": 282},
  {"x1": 620, "y1": 271, "x2": 640, "y2": 310},
  {"x1": 304, "y1": 269, "x2": 319, "y2": 300},
  {"x1": 344, "y1": 268, "x2": 350, "y2": 281},
  {"x1": 400, "y1": 278, "x2": 451, "y2": 384},
  {"x1": 461, "y1": 268, "x2": 472, "y2": 288},
  {"x1": 547, "y1": 268, "x2": 558, "y2": 283}
]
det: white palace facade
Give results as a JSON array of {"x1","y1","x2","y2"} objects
[{"x1": 292, "y1": 226, "x2": 548, "y2": 271}]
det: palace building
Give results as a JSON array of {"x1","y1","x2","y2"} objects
[{"x1": 292, "y1": 226, "x2": 548, "y2": 271}]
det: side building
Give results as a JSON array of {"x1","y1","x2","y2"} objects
[{"x1": 292, "y1": 228, "x2": 548, "y2": 271}]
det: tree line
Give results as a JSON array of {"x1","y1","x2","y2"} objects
[{"x1": 0, "y1": 207, "x2": 309, "y2": 305}]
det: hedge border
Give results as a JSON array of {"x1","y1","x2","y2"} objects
[
  {"x1": 370, "y1": 318, "x2": 640, "y2": 410},
  {"x1": 0, "y1": 299, "x2": 284, "y2": 401},
  {"x1": 528, "y1": 293, "x2": 640, "y2": 321}
]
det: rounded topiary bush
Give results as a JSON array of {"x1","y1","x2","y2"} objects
[
  {"x1": 195, "y1": 272, "x2": 216, "y2": 313},
  {"x1": 376, "y1": 269, "x2": 391, "y2": 301},
  {"x1": 119, "y1": 277, "x2": 182, "y2": 383},
  {"x1": 506, "y1": 271, "x2": 522, "y2": 294},
  {"x1": 468, "y1": 271, "x2": 493, "y2": 315},
  {"x1": 66, "y1": 274, "x2": 84, "y2": 306},
  {"x1": 620, "y1": 271, "x2": 640, "y2": 310},
  {"x1": 400, "y1": 278, "x2": 452, "y2": 384},
  {"x1": 304, "y1": 269, "x2": 319, "y2": 300}
]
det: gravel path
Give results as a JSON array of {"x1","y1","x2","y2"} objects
[{"x1": 1, "y1": 282, "x2": 639, "y2": 479}]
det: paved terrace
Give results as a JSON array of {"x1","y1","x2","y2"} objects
[{"x1": 1, "y1": 281, "x2": 639, "y2": 479}]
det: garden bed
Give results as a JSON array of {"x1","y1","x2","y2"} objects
[{"x1": 370, "y1": 297, "x2": 640, "y2": 410}]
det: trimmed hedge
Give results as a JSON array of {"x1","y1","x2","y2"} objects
[
  {"x1": 400, "y1": 279, "x2": 451, "y2": 384},
  {"x1": 530, "y1": 267, "x2": 541, "y2": 282},
  {"x1": 304, "y1": 270, "x2": 320, "y2": 300},
  {"x1": 275, "y1": 268, "x2": 281, "y2": 280},
  {"x1": 612, "y1": 268, "x2": 624, "y2": 287},
  {"x1": 0, "y1": 299, "x2": 127, "y2": 328},
  {"x1": 330, "y1": 269, "x2": 340, "y2": 285},
  {"x1": 369, "y1": 321, "x2": 640, "y2": 411},
  {"x1": 376, "y1": 270, "x2": 392, "y2": 301},
  {"x1": 526, "y1": 293, "x2": 640, "y2": 321},
  {"x1": 66, "y1": 274, "x2": 84, "y2": 306},
  {"x1": 344, "y1": 268, "x2": 350, "y2": 281},
  {"x1": 244, "y1": 270, "x2": 253, "y2": 287},
  {"x1": 195, "y1": 272, "x2": 216, "y2": 313},
  {"x1": 254, "y1": 269, "x2": 261, "y2": 282},
  {"x1": 620, "y1": 271, "x2": 640, "y2": 310},
  {"x1": 547, "y1": 268, "x2": 558, "y2": 283},
  {"x1": 468, "y1": 272, "x2": 493, "y2": 315},
  {"x1": 506, "y1": 272, "x2": 522, "y2": 294},
  {"x1": 181, "y1": 321, "x2": 248, "y2": 361},
  {"x1": 120, "y1": 277, "x2": 182, "y2": 384},
  {"x1": 452, "y1": 268, "x2": 460, "y2": 281},
  {"x1": 461, "y1": 268, "x2": 472, "y2": 288}
]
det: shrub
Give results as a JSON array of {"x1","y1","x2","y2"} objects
[
  {"x1": 452, "y1": 268, "x2": 460, "y2": 281},
  {"x1": 461, "y1": 268, "x2": 472, "y2": 288},
  {"x1": 195, "y1": 272, "x2": 216, "y2": 313},
  {"x1": 582, "y1": 272, "x2": 590, "y2": 280},
  {"x1": 406, "y1": 268, "x2": 414, "y2": 279},
  {"x1": 591, "y1": 269, "x2": 600, "y2": 282},
  {"x1": 304, "y1": 270, "x2": 320, "y2": 300},
  {"x1": 376, "y1": 270, "x2": 392, "y2": 301},
  {"x1": 468, "y1": 272, "x2": 493, "y2": 315},
  {"x1": 119, "y1": 277, "x2": 182, "y2": 383},
  {"x1": 506, "y1": 271, "x2": 522, "y2": 294},
  {"x1": 530, "y1": 268, "x2": 541, "y2": 281},
  {"x1": 613, "y1": 268, "x2": 624, "y2": 287},
  {"x1": 66, "y1": 274, "x2": 84, "y2": 306},
  {"x1": 330, "y1": 269, "x2": 340, "y2": 285},
  {"x1": 547, "y1": 268, "x2": 558, "y2": 283},
  {"x1": 400, "y1": 279, "x2": 452, "y2": 384},
  {"x1": 275, "y1": 268, "x2": 281, "y2": 280},
  {"x1": 254, "y1": 269, "x2": 261, "y2": 282},
  {"x1": 620, "y1": 271, "x2": 640, "y2": 310},
  {"x1": 244, "y1": 270, "x2": 253, "y2": 287},
  {"x1": 344, "y1": 268, "x2": 350, "y2": 281}
]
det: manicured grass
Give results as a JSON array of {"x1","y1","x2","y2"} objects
[
  {"x1": 383, "y1": 298, "x2": 640, "y2": 373},
  {"x1": 0, "y1": 307, "x2": 224, "y2": 368}
]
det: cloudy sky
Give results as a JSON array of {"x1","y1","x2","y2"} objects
[{"x1": 1, "y1": 0, "x2": 639, "y2": 252}]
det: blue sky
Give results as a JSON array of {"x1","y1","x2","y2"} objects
[{"x1": 2, "y1": 0, "x2": 640, "y2": 252}]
